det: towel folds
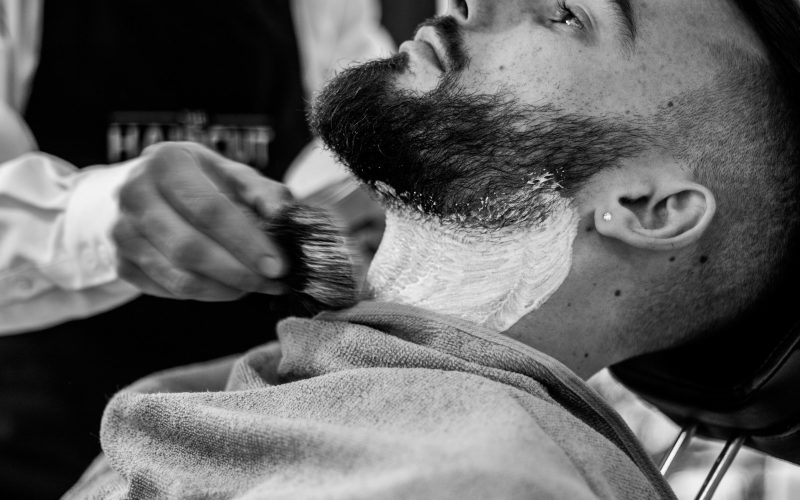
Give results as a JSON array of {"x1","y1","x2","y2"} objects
[{"x1": 64, "y1": 301, "x2": 675, "y2": 499}]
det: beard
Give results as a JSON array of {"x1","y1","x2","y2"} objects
[{"x1": 310, "y1": 17, "x2": 647, "y2": 230}]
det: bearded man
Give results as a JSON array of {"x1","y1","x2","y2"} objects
[{"x1": 63, "y1": 0, "x2": 799, "y2": 498}]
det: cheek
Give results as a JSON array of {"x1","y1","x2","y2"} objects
[
  {"x1": 460, "y1": 27, "x2": 708, "y2": 118},
  {"x1": 459, "y1": 31, "x2": 623, "y2": 113},
  {"x1": 459, "y1": 28, "x2": 557, "y2": 91},
  {"x1": 459, "y1": 52, "x2": 569, "y2": 105}
]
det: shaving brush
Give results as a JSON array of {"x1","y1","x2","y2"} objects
[{"x1": 259, "y1": 202, "x2": 361, "y2": 317}]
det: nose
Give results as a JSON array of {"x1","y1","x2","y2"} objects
[
  {"x1": 446, "y1": 0, "x2": 528, "y2": 30},
  {"x1": 449, "y1": 0, "x2": 470, "y2": 22}
]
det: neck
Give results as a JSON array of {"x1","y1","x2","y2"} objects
[{"x1": 367, "y1": 201, "x2": 579, "y2": 332}]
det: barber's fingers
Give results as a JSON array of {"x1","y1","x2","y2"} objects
[
  {"x1": 141, "y1": 144, "x2": 289, "y2": 278},
  {"x1": 114, "y1": 189, "x2": 288, "y2": 296},
  {"x1": 187, "y1": 145, "x2": 295, "y2": 218},
  {"x1": 117, "y1": 257, "x2": 177, "y2": 299},
  {"x1": 118, "y1": 256, "x2": 245, "y2": 302},
  {"x1": 113, "y1": 219, "x2": 253, "y2": 301},
  {"x1": 113, "y1": 220, "x2": 192, "y2": 299}
]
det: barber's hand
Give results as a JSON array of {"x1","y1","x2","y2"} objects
[{"x1": 112, "y1": 142, "x2": 291, "y2": 301}]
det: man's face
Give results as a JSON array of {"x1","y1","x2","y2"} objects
[
  {"x1": 313, "y1": 0, "x2": 759, "y2": 229},
  {"x1": 398, "y1": 0, "x2": 755, "y2": 118}
]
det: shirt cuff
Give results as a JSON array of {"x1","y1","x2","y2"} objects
[
  {"x1": 50, "y1": 158, "x2": 142, "y2": 290},
  {"x1": 0, "y1": 280, "x2": 139, "y2": 336}
]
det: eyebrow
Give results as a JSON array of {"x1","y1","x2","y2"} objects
[{"x1": 606, "y1": 0, "x2": 637, "y2": 51}]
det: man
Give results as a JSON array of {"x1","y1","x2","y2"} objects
[
  {"x1": 0, "y1": 1, "x2": 392, "y2": 497},
  {"x1": 65, "y1": 0, "x2": 800, "y2": 498}
]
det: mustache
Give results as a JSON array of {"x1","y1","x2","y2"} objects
[{"x1": 415, "y1": 16, "x2": 470, "y2": 73}]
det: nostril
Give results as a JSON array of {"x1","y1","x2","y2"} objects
[{"x1": 454, "y1": 0, "x2": 469, "y2": 20}]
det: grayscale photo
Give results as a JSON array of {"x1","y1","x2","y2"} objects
[{"x1": 1, "y1": 1, "x2": 799, "y2": 499}]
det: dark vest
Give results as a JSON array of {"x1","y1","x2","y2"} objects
[{"x1": 2, "y1": 2, "x2": 310, "y2": 498}]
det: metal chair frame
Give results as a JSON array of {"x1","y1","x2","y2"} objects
[
  {"x1": 659, "y1": 425, "x2": 746, "y2": 500},
  {"x1": 613, "y1": 318, "x2": 800, "y2": 499}
]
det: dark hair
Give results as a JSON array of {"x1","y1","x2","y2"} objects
[
  {"x1": 731, "y1": 0, "x2": 800, "y2": 103},
  {"x1": 650, "y1": 0, "x2": 800, "y2": 346},
  {"x1": 622, "y1": 0, "x2": 800, "y2": 377},
  {"x1": 614, "y1": 0, "x2": 800, "y2": 353},
  {"x1": 725, "y1": 0, "x2": 800, "y2": 329}
]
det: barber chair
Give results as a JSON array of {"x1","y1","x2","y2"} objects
[{"x1": 611, "y1": 318, "x2": 800, "y2": 500}]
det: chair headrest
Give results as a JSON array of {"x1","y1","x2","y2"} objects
[{"x1": 611, "y1": 318, "x2": 800, "y2": 465}]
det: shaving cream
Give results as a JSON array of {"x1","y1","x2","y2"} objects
[{"x1": 367, "y1": 196, "x2": 579, "y2": 331}]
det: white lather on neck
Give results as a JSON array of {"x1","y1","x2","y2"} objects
[{"x1": 367, "y1": 198, "x2": 579, "y2": 331}]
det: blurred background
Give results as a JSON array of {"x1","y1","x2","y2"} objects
[
  {"x1": 589, "y1": 371, "x2": 800, "y2": 500},
  {"x1": 379, "y1": 0, "x2": 436, "y2": 45}
]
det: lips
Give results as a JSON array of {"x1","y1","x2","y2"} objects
[{"x1": 399, "y1": 26, "x2": 449, "y2": 73}]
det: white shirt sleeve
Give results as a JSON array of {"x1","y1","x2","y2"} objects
[
  {"x1": 0, "y1": 0, "x2": 43, "y2": 113},
  {"x1": 0, "y1": 154, "x2": 141, "y2": 335},
  {"x1": 285, "y1": 0, "x2": 395, "y2": 198},
  {"x1": 291, "y1": 0, "x2": 395, "y2": 99}
]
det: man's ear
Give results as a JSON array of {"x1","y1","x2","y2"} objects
[{"x1": 592, "y1": 161, "x2": 717, "y2": 251}]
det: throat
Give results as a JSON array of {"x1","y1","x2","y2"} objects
[{"x1": 367, "y1": 202, "x2": 579, "y2": 331}]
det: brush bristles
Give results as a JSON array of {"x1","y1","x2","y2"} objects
[{"x1": 261, "y1": 203, "x2": 360, "y2": 316}]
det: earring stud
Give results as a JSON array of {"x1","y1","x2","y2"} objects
[{"x1": 602, "y1": 212, "x2": 613, "y2": 222}]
